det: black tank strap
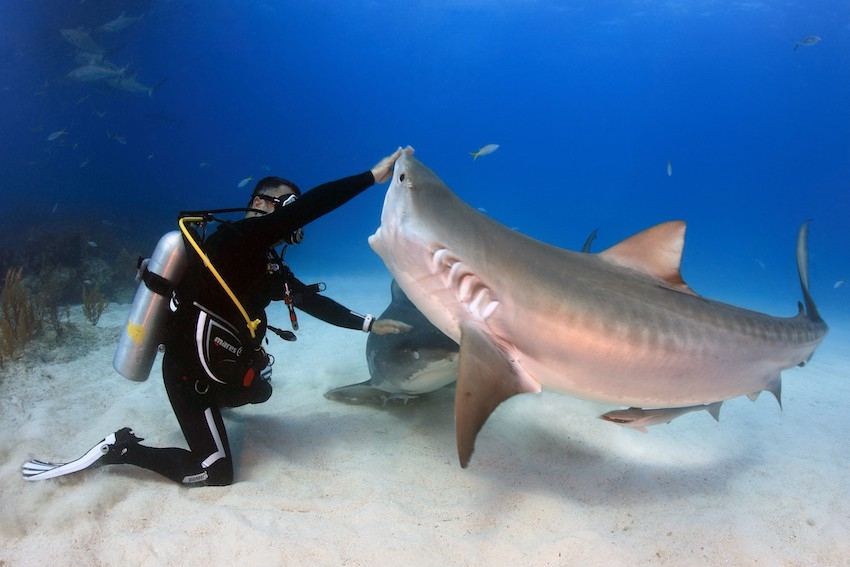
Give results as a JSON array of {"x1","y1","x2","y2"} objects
[{"x1": 142, "y1": 267, "x2": 174, "y2": 297}]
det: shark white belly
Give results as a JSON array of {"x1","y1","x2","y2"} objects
[{"x1": 368, "y1": 149, "x2": 828, "y2": 467}]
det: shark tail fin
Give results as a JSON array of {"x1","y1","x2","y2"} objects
[
  {"x1": 455, "y1": 322, "x2": 540, "y2": 468},
  {"x1": 796, "y1": 221, "x2": 824, "y2": 324},
  {"x1": 469, "y1": 152, "x2": 478, "y2": 160}
]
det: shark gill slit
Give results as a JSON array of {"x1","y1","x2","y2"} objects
[
  {"x1": 431, "y1": 247, "x2": 500, "y2": 321},
  {"x1": 458, "y1": 274, "x2": 474, "y2": 301}
]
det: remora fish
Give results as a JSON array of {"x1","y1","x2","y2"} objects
[
  {"x1": 368, "y1": 149, "x2": 828, "y2": 468},
  {"x1": 325, "y1": 279, "x2": 459, "y2": 404},
  {"x1": 600, "y1": 402, "x2": 723, "y2": 433}
]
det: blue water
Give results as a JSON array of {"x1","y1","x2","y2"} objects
[{"x1": 1, "y1": 1, "x2": 848, "y2": 324}]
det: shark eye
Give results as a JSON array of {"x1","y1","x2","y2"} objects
[{"x1": 399, "y1": 173, "x2": 406, "y2": 182}]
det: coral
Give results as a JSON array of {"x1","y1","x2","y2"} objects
[
  {"x1": 81, "y1": 284, "x2": 108, "y2": 326},
  {"x1": 0, "y1": 267, "x2": 40, "y2": 360}
]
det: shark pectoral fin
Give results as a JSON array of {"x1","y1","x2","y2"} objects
[{"x1": 455, "y1": 322, "x2": 540, "y2": 468}]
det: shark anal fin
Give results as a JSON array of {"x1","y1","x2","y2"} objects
[{"x1": 455, "y1": 322, "x2": 539, "y2": 468}]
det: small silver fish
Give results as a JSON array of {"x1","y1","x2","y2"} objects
[
  {"x1": 87, "y1": 241, "x2": 98, "y2": 248},
  {"x1": 666, "y1": 160, "x2": 672, "y2": 177},
  {"x1": 47, "y1": 129, "x2": 67, "y2": 141},
  {"x1": 237, "y1": 176, "x2": 254, "y2": 188},
  {"x1": 469, "y1": 144, "x2": 499, "y2": 160},
  {"x1": 835, "y1": 279, "x2": 845, "y2": 289}
]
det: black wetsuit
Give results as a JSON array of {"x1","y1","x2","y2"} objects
[{"x1": 119, "y1": 171, "x2": 376, "y2": 486}]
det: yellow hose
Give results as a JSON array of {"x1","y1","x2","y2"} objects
[{"x1": 178, "y1": 216, "x2": 260, "y2": 339}]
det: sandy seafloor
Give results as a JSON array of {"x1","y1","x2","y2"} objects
[{"x1": 1, "y1": 273, "x2": 848, "y2": 566}]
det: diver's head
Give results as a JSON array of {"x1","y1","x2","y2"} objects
[
  {"x1": 247, "y1": 176, "x2": 305, "y2": 245},
  {"x1": 246, "y1": 176, "x2": 303, "y2": 218}
]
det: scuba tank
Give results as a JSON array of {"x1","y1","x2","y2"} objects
[{"x1": 113, "y1": 230, "x2": 187, "y2": 382}]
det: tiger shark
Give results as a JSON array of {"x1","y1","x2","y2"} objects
[
  {"x1": 324, "y1": 279, "x2": 459, "y2": 404},
  {"x1": 368, "y1": 148, "x2": 828, "y2": 468}
]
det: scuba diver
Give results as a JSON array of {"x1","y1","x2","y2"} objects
[{"x1": 23, "y1": 147, "x2": 411, "y2": 486}]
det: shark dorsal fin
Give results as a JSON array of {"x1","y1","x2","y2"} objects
[{"x1": 598, "y1": 221, "x2": 697, "y2": 295}]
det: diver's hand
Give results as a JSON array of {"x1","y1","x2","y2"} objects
[
  {"x1": 370, "y1": 319, "x2": 413, "y2": 335},
  {"x1": 370, "y1": 147, "x2": 405, "y2": 184}
]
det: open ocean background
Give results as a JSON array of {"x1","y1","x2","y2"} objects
[
  {"x1": 2, "y1": 5, "x2": 850, "y2": 564},
  {"x1": 0, "y1": 0, "x2": 847, "y2": 328}
]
